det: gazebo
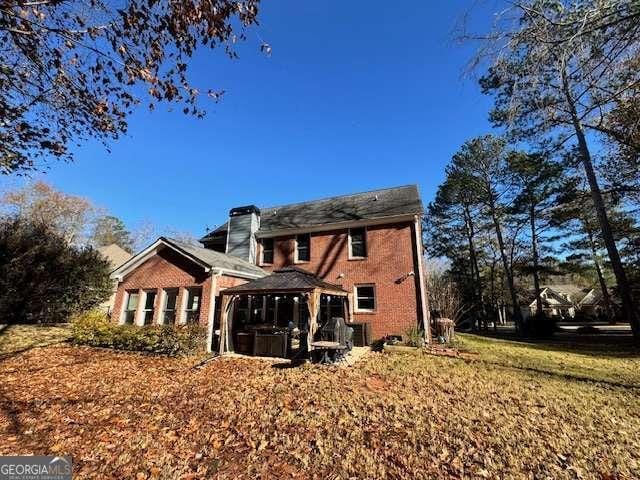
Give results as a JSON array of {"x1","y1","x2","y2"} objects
[{"x1": 217, "y1": 267, "x2": 352, "y2": 357}]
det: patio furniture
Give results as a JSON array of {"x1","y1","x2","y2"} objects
[
  {"x1": 254, "y1": 331, "x2": 288, "y2": 357},
  {"x1": 310, "y1": 340, "x2": 342, "y2": 364},
  {"x1": 217, "y1": 267, "x2": 353, "y2": 358},
  {"x1": 235, "y1": 331, "x2": 255, "y2": 355},
  {"x1": 320, "y1": 317, "x2": 354, "y2": 351},
  {"x1": 311, "y1": 317, "x2": 354, "y2": 363}
]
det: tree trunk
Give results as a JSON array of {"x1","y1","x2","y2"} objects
[
  {"x1": 462, "y1": 204, "x2": 484, "y2": 328},
  {"x1": 529, "y1": 203, "x2": 543, "y2": 316},
  {"x1": 488, "y1": 194, "x2": 523, "y2": 331},
  {"x1": 585, "y1": 222, "x2": 614, "y2": 322},
  {"x1": 561, "y1": 67, "x2": 639, "y2": 340}
]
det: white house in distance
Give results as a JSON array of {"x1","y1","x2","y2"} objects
[{"x1": 521, "y1": 284, "x2": 605, "y2": 320}]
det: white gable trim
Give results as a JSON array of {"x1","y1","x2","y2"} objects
[
  {"x1": 528, "y1": 288, "x2": 549, "y2": 308},
  {"x1": 111, "y1": 238, "x2": 211, "y2": 281}
]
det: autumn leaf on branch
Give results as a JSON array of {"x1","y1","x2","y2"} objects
[{"x1": 0, "y1": 0, "x2": 262, "y2": 173}]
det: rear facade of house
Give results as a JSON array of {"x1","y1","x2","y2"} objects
[{"x1": 111, "y1": 185, "x2": 428, "y2": 352}]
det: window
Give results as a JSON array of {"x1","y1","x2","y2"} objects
[
  {"x1": 349, "y1": 228, "x2": 367, "y2": 258},
  {"x1": 355, "y1": 285, "x2": 375, "y2": 312},
  {"x1": 142, "y1": 291, "x2": 156, "y2": 325},
  {"x1": 261, "y1": 238, "x2": 274, "y2": 265},
  {"x1": 161, "y1": 288, "x2": 178, "y2": 325},
  {"x1": 123, "y1": 291, "x2": 139, "y2": 324},
  {"x1": 296, "y1": 234, "x2": 310, "y2": 262},
  {"x1": 184, "y1": 287, "x2": 202, "y2": 324}
]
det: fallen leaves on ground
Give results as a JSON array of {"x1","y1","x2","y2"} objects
[{"x1": 0, "y1": 339, "x2": 639, "y2": 479}]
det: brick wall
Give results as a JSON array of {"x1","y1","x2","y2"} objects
[
  {"x1": 259, "y1": 221, "x2": 421, "y2": 339},
  {"x1": 111, "y1": 248, "x2": 247, "y2": 328}
]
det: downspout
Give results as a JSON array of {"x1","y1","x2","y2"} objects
[
  {"x1": 413, "y1": 215, "x2": 432, "y2": 344},
  {"x1": 206, "y1": 269, "x2": 222, "y2": 353}
]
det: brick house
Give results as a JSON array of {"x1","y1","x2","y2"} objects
[{"x1": 111, "y1": 185, "x2": 428, "y2": 354}]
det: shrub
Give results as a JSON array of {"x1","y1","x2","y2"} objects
[
  {"x1": 523, "y1": 313, "x2": 557, "y2": 339},
  {"x1": 71, "y1": 310, "x2": 206, "y2": 355},
  {"x1": 0, "y1": 217, "x2": 112, "y2": 324},
  {"x1": 404, "y1": 326, "x2": 425, "y2": 347}
]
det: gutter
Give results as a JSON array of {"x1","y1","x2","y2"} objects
[{"x1": 413, "y1": 215, "x2": 431, "y2": 344}]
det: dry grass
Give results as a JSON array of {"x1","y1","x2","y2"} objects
[
  {"x1": 0, "y1": 331, "x2": 638, "y2": 479},
  {"x1": 0, "y1": 323, "x2": 70, "y2": 355},
  {"x1": 457, "y1": 333, "x2": 640, "y2": 387}
]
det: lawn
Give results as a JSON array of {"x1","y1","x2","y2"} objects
[
  {"x1": 0, "y1": 323, "x2": 71, "y2": 355},
  {"x1": 0, "y1": 330, "x2": 639, "y2": 479}
]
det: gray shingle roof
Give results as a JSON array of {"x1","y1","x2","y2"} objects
[
  {"x1": 222, "y1": 267, "x2": 347, "y2": 294},
  {"x1": 200, "y1": 185, "x2": 422, "y2": 242},
  {"x1": 162, "y1": 237, "x2": 266, "y2": 277}
]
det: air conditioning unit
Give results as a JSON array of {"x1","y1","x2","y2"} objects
[{"x1": 348, "y1": 322, "x2": 369, "y2": 347}]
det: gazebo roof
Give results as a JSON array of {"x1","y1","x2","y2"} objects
[{"x1": 222, "y1": 267, "x2": 348, "y2": 295}]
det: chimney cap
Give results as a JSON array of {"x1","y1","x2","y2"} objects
[{"x1": 229, "y1": 205, "x2": 260, "y2": 217}]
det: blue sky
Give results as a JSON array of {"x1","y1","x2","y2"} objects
[{"x1": 1, "y1": 1, "x2": 496, "y2": 237}]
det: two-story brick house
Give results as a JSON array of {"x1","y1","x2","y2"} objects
[{"x1": 110, "y1": 185, "x2": 428, "y2": 354}]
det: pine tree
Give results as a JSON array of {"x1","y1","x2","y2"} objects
[{"x1": 506, "y1": 151, "x2": 564, "y2": 318}]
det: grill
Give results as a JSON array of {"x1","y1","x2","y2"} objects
[{"x1": 319, "y1": 317, "x2": 354, "y2": 351}]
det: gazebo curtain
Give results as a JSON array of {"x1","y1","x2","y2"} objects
[
  {"x1": 218, "y1": 294, "x2": 238, "y2": 355},
  {"x1": 305, "y1": 289, "x2": 321, "y2": 351}
]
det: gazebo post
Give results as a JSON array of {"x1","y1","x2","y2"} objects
[
  {"x1": 305, "y1": 288, "x2": 321, "y2": 352},
  {"x1": 218, "y1": 294, "x2": 237, "y2": 355},
  {"x1": 343, "y1": 294, "x2": 353, "y2": 324}
]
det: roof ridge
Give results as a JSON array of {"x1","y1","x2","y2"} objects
[{"x1": 260, "y1": 184, "x2": 418, "y2": 211}]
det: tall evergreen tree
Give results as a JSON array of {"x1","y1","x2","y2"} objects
[
  {"x1": 90, "y1": 215, "x2": 134, "y2": 253},
  {"x1": 425, "y1": 170, "x2": 486, "y2": 327},
  {"x1": 506, "y1": 151, "x2": 564, "y2": 317},
  {"x1": 449, "y1": 135, "x2": 524, "y2": 331},
  {"x1": 475, "y1": 0, "x2": 640, "y2": 338}
]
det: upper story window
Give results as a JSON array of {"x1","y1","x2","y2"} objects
[
  {"x1": 261, "y1": 238, "x2": 274, "y2": 265},
  {"x1": 349, "y1": 227, "x2": 367, "y2": 259},
  {"x1": 184, "y1": 287, "x2": 202, "y2": 324},
  {"x1": 295, "y1": 234, "x2": 310, "y2": 262},
  {"x1": 354, "y1": 284, "x2": 376, "y2": 312},
  {"x1": 123, "y1": 291, "x2": 139, "y2": 324}
]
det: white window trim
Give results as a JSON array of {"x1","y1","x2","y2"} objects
[
  {"x1": 161, "y1": 288, "x2": 179, "y2": 325},
  {"x1": 354, "y1": 284, "x2": 376, "y2": 313},
  {"x1": 259, "y1": 238, "x2": 274, "y2": 266},
  {"x1": 122, "y1": 289, "x2": 141, "y2": 325},
  {"x1": 294, "y1": 234, "x2": 311, "y2": 264},
  {"x1": 183, "y1": 286, "x2": 203, "y2": 324},
  {"x1": 178, "y1": 287, "x2": 189, "y2": 325},
  {"x1": 140, "y1": 289, "x2": 157, "y2": 326},
  {"x1": 348, "y1": 227, "x2": 367, "y2": 260}
]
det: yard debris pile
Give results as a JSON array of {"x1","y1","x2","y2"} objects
[{"x1": 0, "y1": 342, "x2": 639, "y2": 479}]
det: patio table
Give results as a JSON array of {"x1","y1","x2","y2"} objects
[{"x1": 310, "y1": 341, "x2": 342, "y2": 364}]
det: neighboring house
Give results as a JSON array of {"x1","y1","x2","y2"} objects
[
  {"x1": 97, "y1": 243, "x2": 133, "y2": 314},
  {"x1": 110, "y1": 185, "x2": 429, "y2": 355},
  {"x1": 522, "y1": 284, "x2": 605, "y2": 320}
]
